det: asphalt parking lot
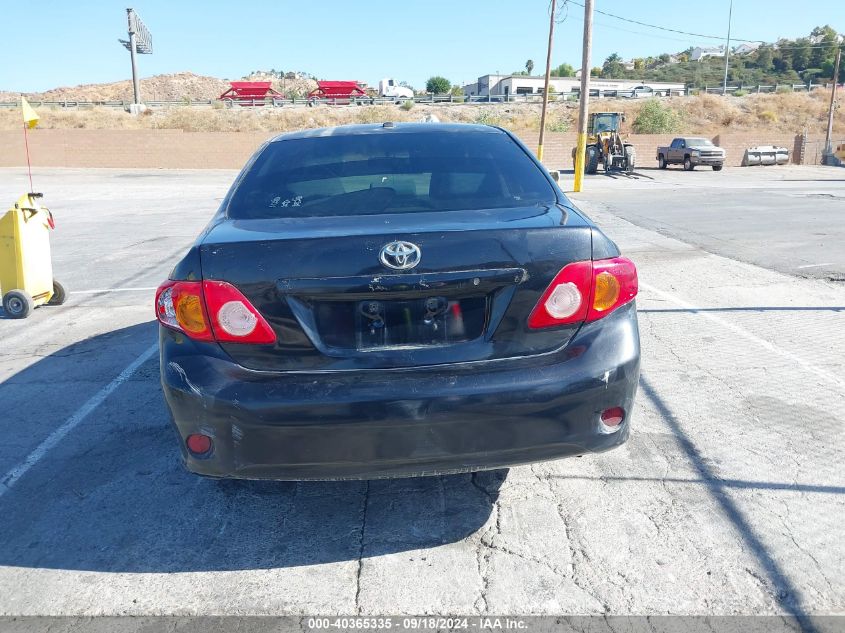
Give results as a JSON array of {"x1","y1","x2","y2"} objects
[{"x1": 0, "y1": 165, "x2": 843, "y2": 620}]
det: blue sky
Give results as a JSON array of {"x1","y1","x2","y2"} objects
[{"x1": 0, "y1": 0, "x2": 841, "y2": 92}]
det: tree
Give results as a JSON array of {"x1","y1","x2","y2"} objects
[
  {"x1": 791, "y1": 38, "x2": 812, "y2": 71},
  {"x1": 425, "y1": 76, "x2": 451, "y2": 94},
  {"x1": 525, "y1": 59, "x2": 535, "y2": 75},
  {"x1": 602, "y1": 53, "x2": 625, "y2": 79},
  {"x1": 633, "y1": 58, "x2": 646, "y2": 72},
  {"x1": 551, "y1": 62, "x2": 575, "y2": 77},
  {"x1": 590, "y1": 67, "x2": 602, "y2": 77},
  {"x1": 811, "y1": 26, "x2": 839, "y2": 68},
  {"x1": 756, "y1": 45, "x2": 774, "y2": 71}
]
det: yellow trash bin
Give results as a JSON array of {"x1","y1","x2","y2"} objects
[{"x1": 0, "y1": 192, "x2": 66, "y2": 319}]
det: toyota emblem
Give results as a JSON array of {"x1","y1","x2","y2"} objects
[{"x1": 379, "y1": 241, "x2": 421, "y2": 270}]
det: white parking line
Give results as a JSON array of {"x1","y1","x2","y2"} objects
[
  {"x1": 640, "y1": 282, "x2": 845, "y2": 393},
  {"x1": 0, "y1": 343, "x2": 158, "y2": 498},
  {"x1": 70, "y1": 287, "x2": 158, "y2": 295},
  {"x1": 796, "y1": 263, "x2": 834, "y2": 269}
]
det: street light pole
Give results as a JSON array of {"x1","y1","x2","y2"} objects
[
  {"x1": 573, "y1": 0, "x2": 594, "y2": 193},
  {"x1": 537, "y1": 0, "x2": 556, "y2": 162},
  {"x1": 722, "y1": 0, "x2": 733, "y2": 95}
]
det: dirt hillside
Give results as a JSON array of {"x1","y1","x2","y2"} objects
[{"x1": 1, "y1": 71, "x2": 319, "y2": 103}]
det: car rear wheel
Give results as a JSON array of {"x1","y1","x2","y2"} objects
[
  {"x1": 48, "y1": 280, "x2": 67, "y2": 305},
  {"x1": 3, "y1": 289, "x2": 34, "y2": 319},
  {"x1": 658, "y1": 154, "x2": 667, "y2": 169},
  {"x1": 712, "y1": 164, "x2": 723, "y2": 171},
  {"x1": 683, "y1": 156, "x2": 695, "y2": 171}
]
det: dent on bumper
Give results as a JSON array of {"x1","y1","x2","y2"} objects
[{"x1": 161, "y1": 302, "x2": 641, "y2": 480}]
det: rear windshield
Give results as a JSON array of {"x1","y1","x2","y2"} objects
[{"x1": 226, "y1": 129, "x2": 556, "y2": 219}]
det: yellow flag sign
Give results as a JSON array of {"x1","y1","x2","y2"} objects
[{"x1": 21, "y1": 96, "x2": 39, "y2": 129}]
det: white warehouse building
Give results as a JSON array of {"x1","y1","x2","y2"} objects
[{"x1": 462, "y1": 74, "x2": 686, "y2": 98}]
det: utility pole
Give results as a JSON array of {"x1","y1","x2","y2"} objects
[
  {"x1": 573, "y1": 0, "x2": 594, "y2": 193},
  {"x1": 722, "y1": 0, "x2": 733, "y2": 95},
  {"x1": 537, "y1": 0, "x2": 556, "y2": 162},
  {"x1": 824, "y1": 46, "x2": 841, "y2": 160},
  {"x1": 127, "y1": 9, "x2": 141, "y2": 104}
]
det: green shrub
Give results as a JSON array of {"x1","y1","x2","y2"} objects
[
  {"x1": 474, "y1": 109, "x2": 502, "y2": 126},
  {"x1": 400, "y1": 100, "x2": 414, "y2": 111},
  {"x1": 548, "y1": 116, "x2": 571, "y2": 132},
  {"x1": 425, "y1": 76, "x2": 451, "y2": 94},
  {"x1": 776, "y1": 85, "x2": 793, "y2": 94},
  {"x1": 632, "y1": 99, "x2": 681, "y2": 134},
  {"x1": 733, "y1": 89, "x2": 749, "y2": 97}
]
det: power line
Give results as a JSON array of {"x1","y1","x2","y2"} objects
[
  {"x1": 571, "y1": 13, "x2": 704, "y2": 44},
  {"x1": 551, "y1": 0, "x2": 569, "y2": 24},
  {"x1": 565, "y1": 9, "x2": 843, "y2": 55},
  {"x1": 566, "y1": 0, "x2": 762, "y2": 42}
]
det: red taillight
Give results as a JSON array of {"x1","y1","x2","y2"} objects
[
  {"x1": 155, "y1": 279, "x2": 276, "y2": 345},
  {"x1": 186, "y1": 433, "x2": 213, "y2": 455},
  {"x1": 601, "y1": 407, "x2": 625, "y2": 427},
  {"x1": 528, "y1": 257, "x2": 638, "y2": 329},
  {"x1": 527, "y1": 261, "x2": 592, "y2": 328},
  {"x1": 202, "y1": 280, "x2": 276, "y2": 344}
]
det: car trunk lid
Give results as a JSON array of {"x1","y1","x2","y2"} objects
[{"x1": 199, "y1": 206, "x2": 593, "y2": 371}]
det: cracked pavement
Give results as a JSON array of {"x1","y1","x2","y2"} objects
[{"x1": 0, "y1": 167, "x2": 843, "y2": 618}]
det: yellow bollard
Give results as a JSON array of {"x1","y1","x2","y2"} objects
[
  {"x1": 573, "y1": 132, "x2": 587, "y2": 193},
  {"x1": 0, "y1": 193, "x2": 65, "y2": 318}
]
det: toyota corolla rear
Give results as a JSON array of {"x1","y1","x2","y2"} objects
[{"x1": 157, "y1": 123, "x2": 640, "y2": 480}]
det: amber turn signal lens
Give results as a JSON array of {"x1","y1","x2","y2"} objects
[
  {"x1": 175, "y1": 294, "x2": 207, "y2": 333},
  {"x1": 593, "y1": 271, "x2": 621, "y2": 312}
]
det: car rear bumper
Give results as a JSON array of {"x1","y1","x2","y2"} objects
[{"x1": 160, "y1": 302, "x2": 640, "y2": 480}]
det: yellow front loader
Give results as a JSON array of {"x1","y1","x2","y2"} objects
[{"x1": 572, "y1": 112, "x2": 636, "y2": 174}]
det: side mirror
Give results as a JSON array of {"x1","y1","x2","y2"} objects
[
  {"x1": 621, "y1": 114, "x2": 627, "y2": 122},
  {"x1": 550, "y1": 170, "x2": 560, "y2": 183}
]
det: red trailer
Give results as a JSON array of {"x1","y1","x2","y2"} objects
[
  {"x1": 308, "y1": 81, "x2": 367, "y2": 104},
  {"x1": 218, "y1": 81, "x2": 284, "y2": 105}
]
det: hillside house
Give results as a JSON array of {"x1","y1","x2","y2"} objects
[
  {"x1": 691, "y1": 46, "x2": 725, "y2": 61},
  {"x1": 733, "y1": 42, "x2": 762, "y2": 55}
]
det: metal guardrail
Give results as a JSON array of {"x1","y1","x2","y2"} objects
[
  {"x1": 0, "y1": 92, "x2": 664, "y2": 109},
  {"x1": 702, "y1": 82, "x2": 837, "y2": 94},
  {"x1": 0, "y1": 82, "x2": 839, "y2": 109}
]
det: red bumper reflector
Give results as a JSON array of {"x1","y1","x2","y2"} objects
[
  {"x1": 600, "y1": 407, "x2": 625, "y2": 427},
  {"x1": 186, "y1": 434, "x2": 213, "y2": 455}
]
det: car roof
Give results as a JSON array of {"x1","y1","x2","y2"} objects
[{"x1": 269, "y1": 122, "x2": 506, "y2": 143}]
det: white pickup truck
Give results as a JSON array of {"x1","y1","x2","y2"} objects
[{"x1": 656, "y1": 137, "x2": 726, "y2": 171}]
